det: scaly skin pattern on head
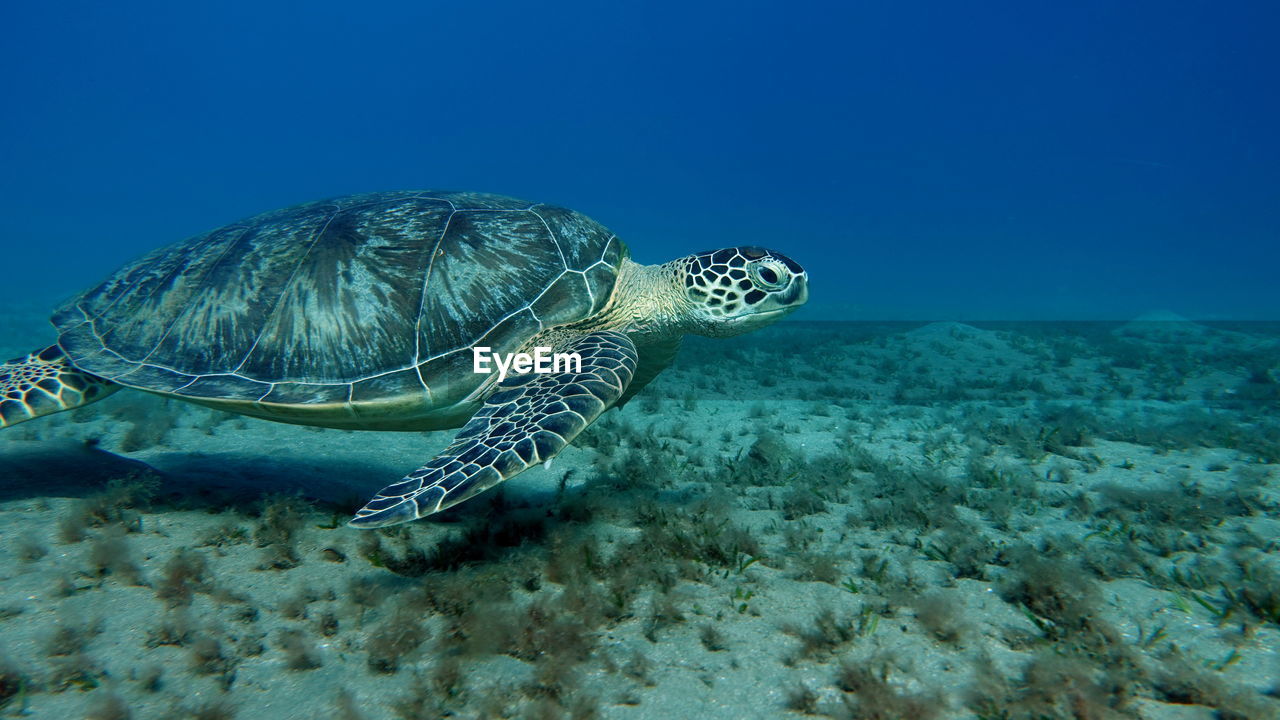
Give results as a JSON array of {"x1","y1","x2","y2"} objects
[
  {"x1": 0, "y1": 345, "x2": 120, "y2": 428},
  {"x1": 535, "y1": 246, "x2": 809, "y2": 350}
]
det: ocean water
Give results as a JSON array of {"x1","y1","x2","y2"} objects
[{"x1": 2, "y1": 2, "x2": 1279, "y2": 719}]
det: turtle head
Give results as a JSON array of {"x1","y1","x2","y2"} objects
[{"x1": 679, "y1": 246, "x2": 808, "y2": 336}]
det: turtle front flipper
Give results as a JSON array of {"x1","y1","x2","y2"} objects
[
  {"x1": 350, "y1": 331, "x2": 638, "y2": 529},
  {"x1": 1, "y1": 345, "x2": 120, "y2": 428}
]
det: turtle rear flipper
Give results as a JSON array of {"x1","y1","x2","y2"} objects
[
  {"x1": 349, "y1": 332, "x2": 638, "y2": 529},
  {"x1": 0, "y1": 346, "x2": 119, "y2": 428}
]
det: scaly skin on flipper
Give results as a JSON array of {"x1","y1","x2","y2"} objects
[
  {"x1": 0, "y1": 346, "x2": 119, "y2": 428},
  {"x1": 349, "y1": 331, "x2": 638, "y2": 528}
]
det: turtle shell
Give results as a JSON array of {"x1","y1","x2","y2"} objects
[{"x1": 53, "y1": 191, "x2": 625, "y2": 411}]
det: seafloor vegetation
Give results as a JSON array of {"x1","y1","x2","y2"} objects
[{"x1": 1, "y1": 318, "x2": 1278, "y2": 719}]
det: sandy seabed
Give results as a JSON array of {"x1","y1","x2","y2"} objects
[{"x1": 1, "y1": 312, "x2": 1278, "y2": 720}]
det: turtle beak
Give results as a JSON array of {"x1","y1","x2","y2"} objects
[
  {"x1": 768, "y1": 272, "x2": 807, "y2": 313},
  {"x1": 768, "y1": 250, "x2": 807, "y2": 309},
  {"x1": 789, "y1": 273, "x2": 809, "y2": 307},
  {"x1": 740, "y1": 274, "x2": 807, "y2": 324},
  {"x1": 771, "y1": 273, "x2": 808, "y2": 320}
]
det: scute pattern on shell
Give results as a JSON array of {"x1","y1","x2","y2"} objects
[{"x1": 53, "y1": 191, "x2": 625, "y2": 408}]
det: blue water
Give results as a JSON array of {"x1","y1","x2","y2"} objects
[
  {"x1": 1, "y1": 1, "x2": 1276, "y2": 320},
  {"x1": 3, "y1": 6, "x2": 1280, "y2": 717}
]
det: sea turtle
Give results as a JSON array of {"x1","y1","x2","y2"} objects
[{"x1": 0, "y1": 191, "x2": 807, "y2": 528}]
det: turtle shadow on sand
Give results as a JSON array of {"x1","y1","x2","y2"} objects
[
  {"x1": 0, "y1": 441, "x2": 162, "y2": 503},
  {"x1": 0, "y1": 441, "x2": 377, "y2": 513},
  {"x1": 150, "y1": 452, "x2": 387, "y2": 511}
]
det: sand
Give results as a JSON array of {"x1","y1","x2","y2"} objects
[{"x1": 1, "y1": 314, "x2": 1278, "y2": 719}]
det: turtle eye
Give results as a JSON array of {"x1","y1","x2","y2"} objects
[{"x1": 749, "y1": 261, "x2": 787, "y2": 290}]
